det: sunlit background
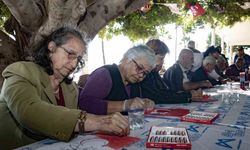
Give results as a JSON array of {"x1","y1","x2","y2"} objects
[
  {"x1": 85, "y1": 24, "x2": 211, "y2": 72},
  {"x1": 74, "y1": 23, "x2": 250, "y2": 82}
]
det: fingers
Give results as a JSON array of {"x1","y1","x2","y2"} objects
[
  {"x1": 114, "y1": 113, "x2": 130, "y2": 135},
  {"x1": 203, "y1": 80, "x2": 212, "y2": 87},
  {"x1": 104, "y1": 113, "x2": 130, "y2": 136},
  {"x1": 127, "y1": 98, "x2": 145, "y2": 109},
  {"x1": 197, "y1": 88, "x2": 202, "y2": 93},
  {"x1": 112, "y1": 113, "x2": 128, "y2": 129},
  {"x1": 143, "y1": 98, "x2": 155, "y2": 109},
  {"x1": 127, "y1": 98, "x2": 155, "y2": 110}
]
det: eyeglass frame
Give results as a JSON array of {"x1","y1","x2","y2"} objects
[
  {"x1": 131, "y1": 59, "x2": 150, "y2": 76},
  {"x1": 58, "y1": 45, "x2": 85, "y2": 69}
]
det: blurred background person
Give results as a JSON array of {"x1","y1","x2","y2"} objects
[
  {"x1": 226, "y1": 57, "x2": 245, "y2": 81},
  {"x1": 191, "y1": 56, "x2": 219, "y2": 86},
  {"x1": 233, "y1": 46, "x2": 250, "y2": 70}
]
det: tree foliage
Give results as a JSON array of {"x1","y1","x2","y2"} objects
[
  {"x1": 100, "y1": 0, "x2": 250, "y2": 41},
  {"x1": 99, "y1": 4, "x2": 177, "y2": 41},
  {"x1": 206, "y1": 33, "x2": 221, "y2": 47},
  {"x1": 0, "y1": 0, "x2": 10, "y2": 30}
]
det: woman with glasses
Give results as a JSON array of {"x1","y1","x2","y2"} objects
[
  {"x1": 79, "y1": 45, "x2": 156, "y2": 115},
  {"x1": 0, "y1": 27, "x2": 129, "y2": 150}
]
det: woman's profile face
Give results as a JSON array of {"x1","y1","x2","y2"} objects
[
  {"x1": 50, "y1": 37, "x2": 85, "y2": 79},
  {"x1": 125, "y1": 57, "x2": 153, "y2": 83}
]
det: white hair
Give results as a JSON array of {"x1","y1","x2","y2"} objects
[
  {"x1": 216, "y1": 55, "x2": 226, "y2": 65},
  {"x1": 178, "y1": 48, "x2": 193, "y2": 61},
  {"x1": 121, "y1": 44, "x2": 156, "y2": 68},
  {"x1": 203, "y1": 56, "x2": 216, "y2": 66}
]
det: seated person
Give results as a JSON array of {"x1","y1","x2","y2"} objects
[
  {"x1": 133, "y1": 39, "x2": 202, "y2": 104},
  {"x1": 0, "y1": 27, "x2": 129, "y2": 150},
  {"x1": 204, "y1": 47, "x2": 228, "y2": 83},
  {"x1": 225, "y1": 57, "x2": 245, "y2": 81},
  {"x1": 213, "y1": 55, "x2": 230, "y2": 83},
  {"x1": 78, "y1": 45, "x2": 155, "y2": 115},
  {"x1": 214, "y1": 55, "x2": 228, "y2": 77},
  {"x1": 216, "y1": 45, "x2": 228, "y2": 66},
  {"x1": 163, "y1": 49, "x2": 212, "y2": 91},
  {"x1": 203, "y1": 45, "x2": 220, "y2": 58},
  {"x1": 233, "y1": 46, "x2": 250, "y2": 70},
  {"x1": 191, "y1": 56, "x2": 220, "y2": 86}
]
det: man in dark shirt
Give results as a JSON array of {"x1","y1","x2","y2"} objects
[{"x1": 164, "y1": 49, "x2": 194, "y2": 91}]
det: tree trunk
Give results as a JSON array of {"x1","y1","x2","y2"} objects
[
  {"x1": 0, "y1": 0, "x2": 149, "y2": 88},
  {"x1": 0, "y1": 30, "x2": 19, "y2": 88}
]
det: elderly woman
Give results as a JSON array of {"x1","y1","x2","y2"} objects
[
  {"x1": 79, "y1": 45, "x2": 156, "y2": 115},
  {"x1": 0, "y1": 27, "x2": 129, "y2": 150}
]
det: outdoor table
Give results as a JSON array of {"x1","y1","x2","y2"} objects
[{"x1": 16, "y1": 83, "x2": 250, "y2": 150}]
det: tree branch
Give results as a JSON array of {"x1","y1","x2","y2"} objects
[
  {"x1": 0, "y1": 30, "x2": 19, "y2": 87},
  {"x1": 32, "y1": 0, "x2": 87, "y2": 48},
  {"x1": 124, "y1": 0, "x2": 149, "y2": 16},
  {"x1": 78, "y1": 0, "x2": 147, "y2": 40},
  {"x1": 2, "y1": 0, "x2": 45, "y2": 32}
]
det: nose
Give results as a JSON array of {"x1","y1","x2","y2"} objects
[{"x1": 69, "y1": 58, "x2": 78, "y2": 70}]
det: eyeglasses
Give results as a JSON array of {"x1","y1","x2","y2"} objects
[
  {"x1": 58, "y1": 46, "x2": 85, "y2": 68},
  {"x1": 132, "y1": 59, "x2": 150, "y2": 76}
]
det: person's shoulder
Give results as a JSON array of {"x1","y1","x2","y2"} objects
[
  {"x1": 225, "y1": 64, "x2": 235, "y2": 72},
  {"x1": 245, "y1": 54, "x2": 250, "y2": 58},
  {"x1": 229, "y1": 64, "x2": 236, "y2": 67},
  {"x1": 6, "y1": 61, "x2": 37, "y2": 67},
  {"x1": 92, "y1": 66, "x2": 110, "y2": 75},
  {"x1": 2, "y1": 61, "x2": 43, "y2": 82},
  {"x1": 164, "y1": 63, "x2": 181, "y2": 76},
  {"x1": 88, "y1": 66, "x2": 111, "y2": 80},
  {"x1": 172, "y1": 63, "x2": 182, "y2": 70},
  {"x1": 191, "y1": 48, "x2": 201, "y2": 53},
  {"x1": 168, "y1": 63, "x2": 180, "y2": 69},
  {"x1": 193, "y1": 66, "x2": 203, "y2": 73},
  {"x1": 3, "y1": 61, "x2": 40, "y2": 75}
]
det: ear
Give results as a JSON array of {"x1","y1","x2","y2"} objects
[{"x1": 48, "y1": 41, "x2": 56, "y2": 52}]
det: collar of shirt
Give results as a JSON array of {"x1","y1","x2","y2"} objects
[{"x1": 178, "y1": 62, "x2": 190, "y2": 73}]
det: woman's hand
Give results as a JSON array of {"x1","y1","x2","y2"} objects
[
  {"x1": 84, "y1": 112, "x2": 129, "y2": 136},
  {"x1": 124, "y1": 97, "x2": 155, "y2": 110},
  {"x1": 98, "y1": 112, "x2": 129, "y2": 136}
]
